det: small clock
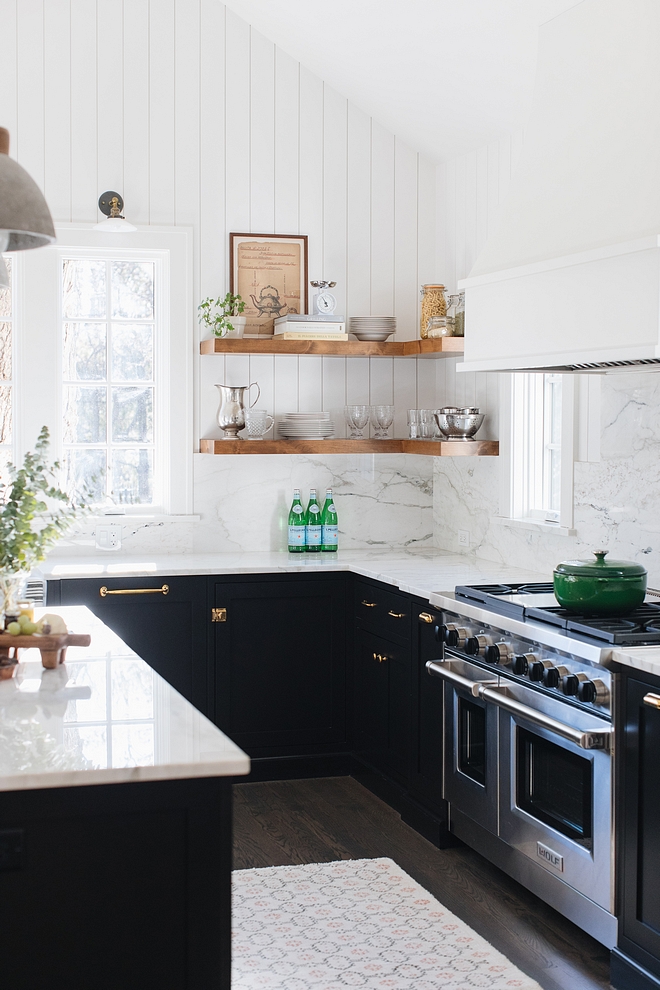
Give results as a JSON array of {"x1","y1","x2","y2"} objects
[{"x1": 311, "y1": 279, "x2": 337, "y2": 316}]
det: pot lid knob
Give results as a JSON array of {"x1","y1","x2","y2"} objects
[{"x1": 593, "y1": 550, "x2": 609, "y2": 562}]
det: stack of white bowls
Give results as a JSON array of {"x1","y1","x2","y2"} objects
[
  {"x1": 278, "y1": 412, "x2": 335, "y2": 440},
  {"x1": 349, "y1": 316, "x2": 397, "y2": 341}
]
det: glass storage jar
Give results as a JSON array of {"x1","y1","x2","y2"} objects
[
  {"x1": 427, "y1": 316, "x2": 453, "y2": 338},
  {"x1": 420, "y1": 284, "x2": 447, "y2": 339}
]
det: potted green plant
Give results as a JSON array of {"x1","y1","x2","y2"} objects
[
  {"x1": 198, "y1": 292, "x2": 247, "y2": 338},
  {"x1": 0, "y1": 426, "x2": 90, "y2": 618}
]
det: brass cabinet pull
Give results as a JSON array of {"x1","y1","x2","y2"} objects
[
  {"x1": 388, "y1": 610, "x2": 406, "y2": 619},
  {"x1": 418, "y1": 612, "x2": 434, "y2": 624},
  {"x1": 643, "y1": 693, "x2": 660, "y2": 709},
  {"x1": 377, "y1": 653, "x2": 388, "y2": 663},
  {"x1": 361, "y1": 600, "x2": 377, "y2": 608},
  {"x1": 99, "y1": 584, "x2": 169, "y2": 597},
  {"x1": 212, "y1": 608, "x2": 227, "y2": 622}
]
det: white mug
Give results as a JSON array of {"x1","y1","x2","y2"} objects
[{"x1": 245, "y1": 409, "x2": 274, "y2": 440}]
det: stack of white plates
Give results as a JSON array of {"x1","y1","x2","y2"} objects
[
  {"x1": 349, "y1": 316, "x2": 397, "y2": 341},
  {"x1": 278, "y1": 412, "x2": 335, "y2": 440}
]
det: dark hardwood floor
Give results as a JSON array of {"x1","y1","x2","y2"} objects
[{"x1": 233, "y1": 776, "x2": 612, "y2": 990}]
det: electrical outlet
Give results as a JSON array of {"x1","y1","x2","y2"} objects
[
  {"x1": 96, "y1": 524, "x2": 122, "y2": 551},
  {"x1": 458, "y1": 529, "x2": 470, "y2": 548}
]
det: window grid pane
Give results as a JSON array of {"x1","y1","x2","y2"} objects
[
  {"x1": 512, "y1": 372, "x2": 563, "y2": 522},
  {"x1": 0, "y1": 257, "x2": 13, "y2": 472},
  {"x1": 62, "y1": 258, "x2": 156, "y2": 505}
]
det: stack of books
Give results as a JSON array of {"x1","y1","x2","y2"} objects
[{"x1": 274, "y1": 314, "x2": 347, "y2": 341}]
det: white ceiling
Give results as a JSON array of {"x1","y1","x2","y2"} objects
[{"x1": 222, "y1": 0, "x2": 564, "y2": 162}]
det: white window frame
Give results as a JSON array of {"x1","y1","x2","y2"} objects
[
  {"x1": 12, "y1": 224, "x2": 193, "y2": 517},
  {"x1": 498, "y1": 372, "x2": 601, "y2": 537}
]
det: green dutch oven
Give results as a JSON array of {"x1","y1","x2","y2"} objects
[{"x1": 553, "y1": 549, "x2": 647, "y2": 615}]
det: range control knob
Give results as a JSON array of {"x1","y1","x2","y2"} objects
[
  {"x1": 466, "y1": 635, "x2": 490, "y2": 657},
  {"x1": 512, "y1": 653, "x2": 538, "y2": 676},
  {"x1": 542, "y1": 665, "x2": 569, "y2": 689},
  {"x1": 443, "y1": 624, "x2": 468, "y2": 648},
  {"x1": 562, "y1": 672, "x2": 588, "y2": 696},
  {"x1": 434, "y1": 624, "x2": 447, "y2": 643},
  {"x1": 577, "y1": 679, "x2": 610, "y2": 705},
  {"x1": 512, "y1": 655, "x2": 529, "y2": 676},
  {"x1": 485, "y1": 641, "x2": 514, "y2": 665},
  {"x1": 577, "y1": 680, "x2": 596, "y2": 703},
  {"x1": 528, "y1": 659, "x2": 553, "y2": 681}
]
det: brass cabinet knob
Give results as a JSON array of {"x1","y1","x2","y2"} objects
[
  {"x1": 418, "y1": 612, "x2": 434, "y2": 624},
  {"x1": 643, "y1": 693, "x2": 660, "y2": 709}
]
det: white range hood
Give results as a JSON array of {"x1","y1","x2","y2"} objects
[{"x1": 459, "y1": 0, "x2": 660, "y2": 373}]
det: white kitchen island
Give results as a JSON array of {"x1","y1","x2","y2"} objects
[{"x1": 0, "y1": 607, "x2": 249, "y2": 990}]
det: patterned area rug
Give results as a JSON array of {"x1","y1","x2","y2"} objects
[{"x1": 232, "y1": 857, "x2": 542, "y2": 989}]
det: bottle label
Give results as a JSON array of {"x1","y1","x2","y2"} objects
[
  {"x1": 288, "y1": 525, "x2": 305, "y2": 545},
  {"x1": 291, "y1": 505, "x2": 303, "y2": 515},
  {"x1": 308, "y1": 504, "x2": 320, "y2": 515},
  {"x1": 322, "y1": 524, "x2": 338, "y2": 546},
  {"x1": 306, "y1": 525, "x2": 322, "y2": 545},
  {"x1": 326, "y1": 503, "x2": 336, "y2": 513}
]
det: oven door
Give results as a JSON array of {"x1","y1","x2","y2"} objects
[
  {"x1": 432, "y1": 653, "x2": 500, "y2": 836},
  {"x1": 492, "y1": 680, "x2": 613, "y2": 912}
]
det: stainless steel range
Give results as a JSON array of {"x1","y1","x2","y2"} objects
[{"x1": 426, "y1": 581, "x2": 660, "y2": 949}]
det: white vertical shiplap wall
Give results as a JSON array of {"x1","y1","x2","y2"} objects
[
  {"x1": 434, "y1": 133, "x2": 524, "y2": 439},
  {"x1": 1, "y1": 0, "x2": 441, "y2": 445}
]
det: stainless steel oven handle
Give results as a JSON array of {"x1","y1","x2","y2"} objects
[
  {"x1": 426, "y1": 660, "x2": 496, "y2": 698},
  {"x1": 480, "y1": 685, "x2": 612, "y2": 751}
]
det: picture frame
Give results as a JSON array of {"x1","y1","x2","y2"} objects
[{"x1": 229, "y1": 232, "x2": 309, "y2": 336}]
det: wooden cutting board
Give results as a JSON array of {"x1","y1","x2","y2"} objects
[{"x1": 0, "y1": 631, "x2": 91, "y2": 675}]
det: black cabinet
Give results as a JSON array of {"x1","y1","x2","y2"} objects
[
  {"x1": 408, "y1": 601, "x2": 446, "y2": 818},
  {"x1": 353, "y1": 579, "x2": 411, "y2": 784},
  {"x1": 48, "y1": 575, "x2": 209, "y2": 716},
  {"x1": 211, "y1": 574, "x2": 347, "y2": 756},
  {"x1": 614, "y1": 670, "x2": 660, "y2": 989}
]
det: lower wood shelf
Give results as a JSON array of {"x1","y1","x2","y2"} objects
[
  {"x1": 200, "y1": 337, "x2": 464, "y2": 357},
  {"x1": 199, "y1": 438, "x2": 499, "y2": 456}
]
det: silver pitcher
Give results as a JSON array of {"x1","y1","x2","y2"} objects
[{"x1": 215, "y1": 383, "x2": 261, "y2": 439}]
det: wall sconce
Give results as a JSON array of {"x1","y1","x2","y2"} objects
[
  {"x1": 0, "y1": 126, "x2": 56, "y2": 288},
  {"x1": 93, "y1": 191, "x2": 137, "y2": 232}
]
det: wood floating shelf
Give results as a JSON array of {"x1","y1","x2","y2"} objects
[
  {"x1": 200, "y1": 337, "x2": 464, "y2": 358},
  {"x1": 200, "y1": 438, "x2": 498, "y2": 457}
]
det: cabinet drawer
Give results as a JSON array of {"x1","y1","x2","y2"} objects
[{"x1": 354, "y1": 580, "x2": 411, "y2": 641}]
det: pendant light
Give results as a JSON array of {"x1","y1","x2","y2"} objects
[
  {"x1": 93, "y1": 191, "x2": 137, "y2": 232},
  {"x1": 0, "y1": 126, "x2": 56, "y2": 288}
]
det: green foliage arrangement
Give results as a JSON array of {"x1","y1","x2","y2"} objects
[
  {"x1": 198, "y1": 292, "x2": 246, "y2": 337},
  {"x1": 0, "y1": 426, "x2": 90, "y2": 575}
]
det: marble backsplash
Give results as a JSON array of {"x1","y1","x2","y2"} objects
[
  {"x1": 433, "y1": 372, "x2": 660, "y2": 586},
  {"x1": 53, "y1": 453, "x2": 434, "y2": 556}
]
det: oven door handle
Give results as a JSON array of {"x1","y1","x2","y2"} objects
[
  {"x1": 426, "y1": 659, "x2": 497, "y2": 698},
  {"x1": 480, "y1": 685, "x2": 612, "y2": 751}
]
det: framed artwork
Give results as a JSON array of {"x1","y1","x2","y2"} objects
[{"x1": 230, "y1": 232, "x2": 309, "y2": 336}]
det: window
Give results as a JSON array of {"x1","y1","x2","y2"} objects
[
  {"x1": 62, "y1": 258, "x2": 157, "y2": 505},
  {"x1": 501, "y1": 373, "x2": 576, "y2": 533},
  {"x1": 502, "y1": 372, "x2": 600, "y2": 535},
  {"x1": 0, "y1": 257, "x2": 13, "y2": 473},
  {"x1": 13, "y1": 225, "x2": 193, "y2": 516},
  {"x1": 511, "y1": 373, "x2": 567, "y2": 525}
]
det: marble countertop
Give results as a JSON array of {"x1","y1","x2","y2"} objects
[
  {"x1": 37, "y1": 548, "x2": 548, "y2": 604},
  {"x1": 612, "y1": 647, "x2": 660, "y2": 678},
  {"x1": 0, "y1": 606, "x2": 250, "y2": 793}
]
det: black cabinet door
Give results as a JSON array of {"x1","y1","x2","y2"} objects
[
  {"x1": 50, "y1": 576, "x2": 209, "y2": 715},
  {"x1": 408, "y1": 603, "x2": 446, "y2": 815},
  {"x1": 354, "y1": 625, "x2": 410, "y2": 781},
  {"x1": 619, "y1": 674, "x2": 660, "y2": 976},
  {"x1": 211, "y1": 575, "x2": 347, "y2": 755}
]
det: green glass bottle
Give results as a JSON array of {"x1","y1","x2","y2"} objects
[
  {"x1": 304, "y1": 488, "x2": 322, "y2": 552},
  {"x1": 287, "y1": 488, "x2": 306, "y2": 553},
  {"x1": 321, "y1": 488, "x2": 338, "y2": 552}
]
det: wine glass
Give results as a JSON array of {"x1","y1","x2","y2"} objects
[
  {"x1": 371, "y1": 404, "x2": 395, "y2": 439},
  {"x1": 345, "y1": 404, "x2": 370, "y2": 439}
]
